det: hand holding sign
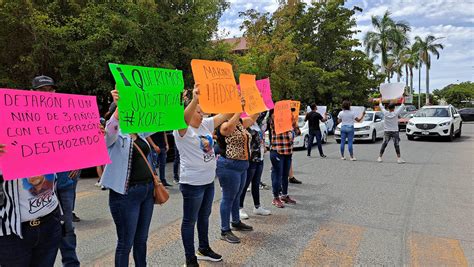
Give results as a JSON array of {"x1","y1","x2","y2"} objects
[
  {"x1": 380, "y1": 83, "x2": 405, "y2": 100},
  {"x1": 191, "y1": 59, "x2": 242, "y2": 113},
  {"x1": 239, "y1": 74, "x2": 268, "y2": 115},
  {"x1": 274, "y1": 100, "x2": 293, "y2": 134}
]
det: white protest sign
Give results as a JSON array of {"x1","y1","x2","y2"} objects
[
  {"x1": 380, "y1": 83, "x2": 405, "y2": 100},
  {"x1": 351, "y1": 106, "x2": 365, "y2": 118},
  {"x1": 306, "y1": 106, "x2": 312, "y2": 113},
  {"x1": 316, "y1": 106, "x2": 327, "y2": 117}
]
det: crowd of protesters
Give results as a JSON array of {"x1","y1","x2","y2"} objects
[{"x1": 0, "y1": 74, "x2": 406, "y2": 267}]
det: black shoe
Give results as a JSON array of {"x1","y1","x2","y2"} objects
[
  {"x1": 320, "y1": 154, "x2": 327, "y2": 158},
  {"x1": 220, "y1": 230, "x2": 241, "y2": 243},
  {"x1": 289, "y1": 177, "x2": 302, "y2": 184},
  {"x1": 307, "y1": 154, "x2": 311, "y2": 157},
  {"x1": 162, "y1": 181, "x2": 172, "y2": 187},
  {"x1": 196, "y1": 247, "x2": 222, "y2": 262},
  {"x1": 173, "y1": 178, "x2": 179, "y2": 184},
  {"x1": 72, "y1": 213, "x2": 80, "y2": 222},
  {"x1": 185, "y1": 256, "x2": 199, "y2": 267},
  {"x1": 231, "y1": 221, "x2": 253, "y2": 231}
]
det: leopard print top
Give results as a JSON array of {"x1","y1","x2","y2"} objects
[{"x1": 218, "y1": 122, "x2": 252, "y2": 160}]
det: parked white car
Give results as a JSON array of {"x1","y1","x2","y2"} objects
[
  {"x1": 406, "y1": 105, "x2": 462, "y2": 141},
  {"x1": 325, "y1": 113, "x2": 335, "y2": 134},
  {"x1": 334, "y1": 111, "x2": 384, "y2": 143},
  {"x1": 265, "y1": 115, "x2": 328, "y2": 149}
]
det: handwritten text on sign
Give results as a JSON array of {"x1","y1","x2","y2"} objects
[
  {"x1": 0, "y1": 89, "x2": 111, "y2": 180},
  {"x1": 109, "y1": 63, "x2": 186, "y2": 133},
  {"x1": 239, "y1": 74, "x2": 268, "y2": 115},
  {"x1": 274, "y1": 100, "x2": 293, "y2": 134},
  {"x1": 191, "y1": 59, "x2": 242, "y2": 113}
]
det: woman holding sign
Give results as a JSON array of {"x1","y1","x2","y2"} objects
[
  {"x1": 337, "y1": 101, "x2": 366, "y2": 161},
  {"x1": 215, "y1": 107, "x2": 259, "y2": 244},
  {"x1": 173, "y1": 85, "x2": 233, "y2": 266},
  {"x1": 100, "y1": 89, "x2": 156, "y2": 267}
]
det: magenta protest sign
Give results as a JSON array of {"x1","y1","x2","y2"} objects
[
  {"x1": 0, "y1": 88, "x2": 110, "y2": 180},
  {"x1": 256, "y1": 78, "x2": 274, "y2": 109}
]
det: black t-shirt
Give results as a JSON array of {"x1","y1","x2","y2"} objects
[
  {"x1": 129, "y1": 137, "x2": 153, "y2": 185},
  {"x1": 150, "y1": 132, "x2": 166, "y2": 147},
  {"x1": 306, "y1": 111, "x2": 323, "y2": 133}
]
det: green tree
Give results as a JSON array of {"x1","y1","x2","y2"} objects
[
  {"x1": 433, "y1": 82, "x2": 474, "y2": 108},
  {"x1": 413, "y1": 35, "x2": 444, "y2": 105}
]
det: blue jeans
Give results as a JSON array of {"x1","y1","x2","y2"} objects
[
  {"x1": 109, "y1": 182, "x2": 154, "y2": 267},
  {"x1": 340, "y1": 125, "x2": 355, "y2": 157},
  {"x1": 173, "y1": 144, "x2": 180, "y2": 180},
  {"x1": 270, "y1": 151, "x2": 292, "y2": 198},
  {"x1": 151, "y1": 146, "x2": 167, "y2": 182},
  {"x1": 57, "y1": 185, "x2": 80, "y2": 267},
  {"x1": 216, "y1": 157, "x2": 249, "y2": 232},
  {"x1": 180, "y1": 182, "x2": 215, "y2": 260},
  {"x1": 240, "y1": 161, "x2": 264, "y2": 208},
  {"x1": 307, "y1": 131, "x2": 324, "y2": 156},
  {"x1": 0, "y1": 209, "x2": 62, "y2": 267}
]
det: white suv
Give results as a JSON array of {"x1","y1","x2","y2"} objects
[{"x1": 406, "y1": 105, "x2": 462, "y2": 141}]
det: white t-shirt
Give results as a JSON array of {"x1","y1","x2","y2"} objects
[
  {"x1": 18, "y1": 174, "x2": 59, "y2": 222},
  {"x1": 380, "y1": 103, "x2": 405, "y2": 131},
  {"x1": 338, "y1": 110, "x2": 357, "y2": 126},
  {"x1": 173, "y1": 118, "x2": 216, "y2": 186}
]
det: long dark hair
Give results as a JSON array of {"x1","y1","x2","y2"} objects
[{"x1": 342, "y1": 100, "x2": 351, "y2": 110}]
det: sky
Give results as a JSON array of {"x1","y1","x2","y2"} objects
[{"x1": 218, "y1": 0, "x2": 474, "y2": 91}]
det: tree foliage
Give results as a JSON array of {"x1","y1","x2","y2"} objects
[{"x1": 433, "y1": 82, "x2": 474, "y2": 108}]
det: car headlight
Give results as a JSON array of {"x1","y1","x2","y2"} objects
[
  {"x1": 362, "y1": 126, "x2": 371, "y2": 130},
  {"x1": 408, "y1": 122, "x2": 414, "y2": 126},
  {"x1": 438, "y1": 121, "x2": 450, "y2": 127}
]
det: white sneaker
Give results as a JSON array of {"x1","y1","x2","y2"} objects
[
  {"x1": 350, "y1": 157, "x2": 357, "y2": 161},
  {"x1": 239, "y1": 209, "x2": 249, "y2": 220},
  {"x1": 397, "y1": 158, "x2": 406, "y2": 164},
  {"x1": 253, "y1": 206, "x2": 271, "y2": 216},
  {"x1": 341, "y1": 157, "x2": 346, "y2": 160},
  {"x1": 377, "y1": 157, "x2": 383, "y2": 162},
  {"x1": 95, "y1": 182, "x2": 101, "y2": 187},
  {"x1": 246, "y1": 187, "x2": 251, "y2": 192}
]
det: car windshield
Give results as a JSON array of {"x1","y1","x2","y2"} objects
[
  {"x1": 415, "y1": 108, "x2": 449, "y2": 117},
  {"x1": 402, "y1": 113, "x2": 413, "y2": 119},
  {"x1": 364, "y1": 113, "x2": 374, "y2": 121},
  {"x1": 298, "y1": 117, "x2": 305, "y2": 128}
]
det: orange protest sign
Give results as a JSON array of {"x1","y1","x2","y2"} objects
[
  {"x1": 290, "y1": 100, "x2": 300, "y2": 119},
  {"x1": 274, "y1": 100, "x2": 293, "y2": 134},
  {"x1": 239, "y1": 74, "x2": 268, "y2": 115},
  {"x1": 191, "y1": 59, "x2": 242, "y2": 113}
]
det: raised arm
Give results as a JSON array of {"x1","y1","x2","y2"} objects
[
  {"x1": 105, "y1": 89, "x2": 120, "y2": 147},
  {"x1": 242, "y1": 113, "x2": 259, "y2": 128},
  {"x1": 178, "y1": 85, "x2": 199, "y2": 137},
  {"x1": 213, "y1": 113, "x2": 234, "y2": 129},
  {"x1": 355, "y1": 110, "x2": 366, "y2": 122},
  {"x1": 219, "y1": 113, "x2": 241, "y2": 136}
]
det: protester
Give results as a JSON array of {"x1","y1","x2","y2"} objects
[
  {"x1": 288, "y1": 164, "x2": 302, "y2": 184},
  {"x1": 267, "y1": 109, "x2": 300, "y2": 208},
  {"x1": 377, "y1": 99, "x2": 406, "y2": 164},
  {"x1": 173, "y1": 144, "x2": 181, "y2": 184},
  {"x1": 147, "y1": 132, "x2": 172, "y2": 186},
  {"x1": 239, "y1": 116, "x2": 272, "y2": 220},
  {"x1": 100, "y1": 88, "x2": 155, "y2": 267},
  {"x1": 337, "y1": 101, "x2": 365, "y2": 161},
  {"x1": 216, "y1": 109, "x2": 259, "y2": 243},
  {"x1": 173, "y1": 85, "x2": 232, "y2": 267},
  {"x1": 0, "y1": 76, "x2": 74, "y2": 267},
  {"x1": 56, "y1": 170, "x2": 81, "y2": 267},
  {"x1": 305, "y1": 104, "x2": 328, "y2": 158}
]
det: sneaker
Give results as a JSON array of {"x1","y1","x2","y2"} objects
[
  {"x1": 185, "y1": 256, "x2": 199, "y2": 267},
  {"x1": 272, "y1": 198, "x2": 285, "y2": 208},
  {"x1": 350, "y1": 157, "x2": 357, "y2": 161},
  {"x1": 246, "y1": 187, "x2": 250, "y2": 192},
  {"x1": 307, "y1": 154, "x2": 311, "y2": 157},
  {"x1": 397, "y1": 158, "x2": 406, "y2": 164},
  {"x1": 231, "y1": 221, "x2": 253, "y2": 231},
  {"x1": 377, "y1": 157, "x2": 383, "y2": 163},
  {"x1": 196, "y1": 247, "x2": 222, "y2": 262},
  {"x1": 72, "y1": 213, "x2": 81, "y2": 222},
  {"x1": 239, "y1": 209, "x2": 249, "y2": 220},
  {"x1": 341, "y1": 157, "x2": 346, "y2": 160},
  {"x1": 260, "y1": 182, "x2": 270, "y2": 190},
  {"x1": 288, "y1": 177, "x2": 302, "y2": 184},
  {"x1": 280, "y1": 195, "x2": 296, "y2": 205},
  {"x1": 221, "y1": 231, "x2": 241, "y2": 243},
  {"x1": 320, "y1": 154, "x2": 327, "y2": 158},
  {"x1": 173, "y1": 178, "x2": 179, "y2": 184},
  {"x1": 253, "y1": 206, "x2": 271, "y2": 216},
  {"x1": 94, "y1": 182, "x2": 101, "y2": 187}
]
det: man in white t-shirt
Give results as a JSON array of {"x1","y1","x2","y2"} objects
[{"x1": 173, "y1": 85, "x2": 234, "y2": 267}]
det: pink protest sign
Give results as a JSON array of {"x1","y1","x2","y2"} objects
[
  {"x1": 0, "y1": 88, "x2": 111, "y2": 180},
  {"x1": 256, "y1": 78, "x2": 274, "y2": 109}
]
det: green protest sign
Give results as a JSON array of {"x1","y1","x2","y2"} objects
[{"x1": 109, "y1": 63, "x2": 186, "y2": 133}]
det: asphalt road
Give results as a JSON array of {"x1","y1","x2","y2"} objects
[{"x1": 58, "y1": 123, "x2": 474, "y2": 266}]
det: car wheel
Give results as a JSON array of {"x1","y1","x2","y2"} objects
[
  {"x1": 455, "y1": 123, "x2": 462, "y2": 138},
  {"x1": 448, "y1": 126, "x2": 455, "y2": 142},
  {"x1": 371, "y1": 130, "x2": 376, "y2": 143},
  {"x1": 303, "y1": 135, "x2": 309, "y2": 149},
  {"x1": 407, "y1": 134, "x2": 414, "y2": 140}
]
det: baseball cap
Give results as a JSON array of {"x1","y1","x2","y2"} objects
[{"x1": 32, "y1": 75, "x2": 57, "y2": 89}]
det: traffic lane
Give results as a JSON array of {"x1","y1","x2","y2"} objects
[{"x1": 64, "y1": 123, "x2": 473, "y2": 266}]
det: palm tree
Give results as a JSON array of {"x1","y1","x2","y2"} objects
[
  {"x1": 364, "y1": 10, "x2": 411, "y2": 82},
  {"x1": 414, "y1": 35, "x2": 444, "y2": 104},
  {"x1": 400, "y1": 45, "x2": 420, "y2": 96}
]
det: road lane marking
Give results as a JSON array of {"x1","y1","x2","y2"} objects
[
  {"x1": 296, "y1": 222, "x2": 364, "y2": 267},
  {"x1": 409, "y1": 232, "x2": 468, "y2": 267}
]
